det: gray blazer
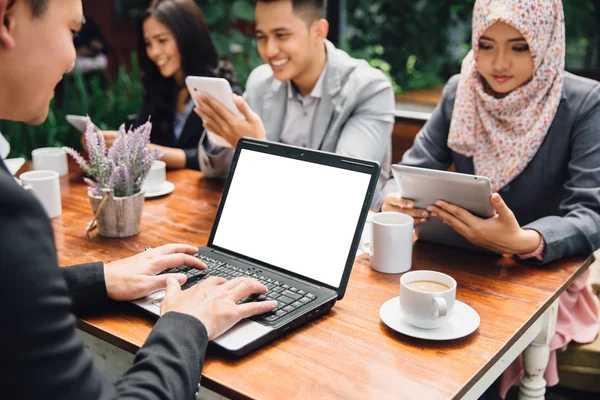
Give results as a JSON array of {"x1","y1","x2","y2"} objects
[
  {"x1": 199, "y1": 40, "x2": 395, "y2": 206},
  {"x1": 381, "y1": 72, "x2": 600, "y2": 264}
]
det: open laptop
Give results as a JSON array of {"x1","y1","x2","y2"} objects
[{"x1": 133, "y1": 138, "x2": 381, "y2": 355}]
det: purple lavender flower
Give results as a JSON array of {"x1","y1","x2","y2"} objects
[{"x1": 63, "y1": 118, "x2": 164, "y2": 198}]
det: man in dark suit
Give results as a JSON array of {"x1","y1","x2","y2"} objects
[{"x1": 0, "y1": 1, "x2": 276, "y2": 399}]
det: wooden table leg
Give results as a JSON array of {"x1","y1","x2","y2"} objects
[{"x1": 518, "y1": 299, "x2": 559, "y2": 400}]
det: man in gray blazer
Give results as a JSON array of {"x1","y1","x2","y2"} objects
[{"x1": 195, "y1": 0, "x2": 395, "y2": 206}]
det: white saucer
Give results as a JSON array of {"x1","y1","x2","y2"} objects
[
  {"x1": 144, "y1": 181, "x2": 175, "y2": 199},
  {"x1": 5, "y1": 157, "x2": 25, "y2": 176},
  {"x1": 380, "y1": 297, "x2": 480, "y2": 340}
]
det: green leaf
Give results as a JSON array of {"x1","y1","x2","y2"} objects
[
  {"x1": 232, "y1": 1, "x2": 254, "y2": 21},
  {"x1": 211, "y1": 32, "x2": 232, "y2": 56},
  {"x1": 203, "y1": 4, "x2": 227, "y2": 25}
]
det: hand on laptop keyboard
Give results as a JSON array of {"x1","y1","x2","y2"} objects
[
  {"x1": 156, "y1": 254, "x2": 319, "y2": 324},
  {"x1": 104, "y1": 244, "x2": 207, "y2": 301},
  {"x1": 160, "y1": 276, "x2": 277, "y2": 340}
]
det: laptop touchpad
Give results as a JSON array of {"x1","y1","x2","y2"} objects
[{"x1": 214, "y1": 320, "x2": 273, "y2": 351}]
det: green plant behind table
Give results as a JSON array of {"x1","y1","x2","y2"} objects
[
  {"x1": 346, "y1": 0, "x2": 476, "y2": 94},
  {"x1": 195, "y1": 0, "x2": 264, "y2": 85},
  {"x1": 0, "y1": 53, "x2": 143, "y2": 160}
]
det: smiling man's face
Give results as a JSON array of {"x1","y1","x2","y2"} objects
[{"x1": 0, "y1": 0, "x2": 83, "y2": 125}]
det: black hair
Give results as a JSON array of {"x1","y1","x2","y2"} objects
[
  {"x1": 138, "y1": 0, "x2": 237, "y2": 145},
  {"x1": 257, "y1": 0, "x2": 327, "y2": 23}
]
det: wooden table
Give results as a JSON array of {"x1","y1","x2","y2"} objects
[{"x1": 34, "y1": 163, "x2": 592, "y2": 400}]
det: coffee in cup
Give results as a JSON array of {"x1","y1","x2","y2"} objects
[
  {"x1": 406, "y1": 281, "x2": 451, "y2": 293},
  {"x1": 399, "y1": 270, "x2": 456, "y2": 329}
]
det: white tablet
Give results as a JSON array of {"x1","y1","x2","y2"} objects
[
  {"x1": 186, "y1": 76, "x2": 244, "y2": 148},
  {"x1": 391, "y1": 165, "x2": 499, "y2": 254},
  {"x1": 66, "y1": 114, "x2": 100, "y2": 133}
]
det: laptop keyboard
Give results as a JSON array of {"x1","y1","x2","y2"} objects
[{"x1": 155, "y1": 254, "x2": 317, "y2": 323}]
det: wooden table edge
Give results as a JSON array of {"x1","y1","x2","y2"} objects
[{"x1": 452, "y1": 254, "x2": 595, "y2": 399}]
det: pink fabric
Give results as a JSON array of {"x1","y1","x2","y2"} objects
[
  {"x1": 447, "y1": 0, "x2": 565, "y2": 192},
  {"x1": 517, "y1": 236, "x2": 545, "y2": 261},
  {"x1": 499, "y1": 268, "x2": 600, "y2": 398}
]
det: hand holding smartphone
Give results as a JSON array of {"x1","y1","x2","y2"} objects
[{"x1": 186, "y1": 76, "x2": 244, "y2": 148}]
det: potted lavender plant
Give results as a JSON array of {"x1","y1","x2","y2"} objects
[{"x1": 64, "y1": 118, "x2": 163, "y2": 238}]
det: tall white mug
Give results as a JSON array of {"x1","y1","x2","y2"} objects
[
  {"x1": 20, "y1": 170, "x2": 62, "y2": 219},
  {"x1": 360, "y1": 212, "x2": 414, "y2": 274},
  {"x1": 32, "y1": 147, "x2": 69, "y2": 177}
]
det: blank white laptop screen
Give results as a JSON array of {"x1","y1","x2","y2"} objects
[{"x1": 212, "y1": 149, "x2": 372, "y2": 288}]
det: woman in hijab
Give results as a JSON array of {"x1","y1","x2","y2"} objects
[{"x1": 381, "y1": 0, "x2": 599, "y2": 396}]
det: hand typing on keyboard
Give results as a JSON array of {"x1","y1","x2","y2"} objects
[
  {"x1": 103, "y1": 244, "x2": 207, "y2": 301},
  {"x1": 160, "y1": 276, "x2": 278, "y2": 340}
]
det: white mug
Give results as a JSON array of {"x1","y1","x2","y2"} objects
[
  {"x1": 142, "y1": 160, "x2": 166, "y2": 193},
  {"x1": 32, "y1": 147, "x2": 68, "y2": 177},
  {"x1": 360, "y1": 212, "x2": 414, "y2": 274},
  {"x1": 20, "y1": 170, "x2": 62, "y2": 219},
  {"x1": 399, "y1": 270, "x2": 457, "y2": 329}
]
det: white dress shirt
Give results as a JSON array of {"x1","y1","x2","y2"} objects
[{"x1": 280, "y1": 64, "x2": 328, "y2": 148}]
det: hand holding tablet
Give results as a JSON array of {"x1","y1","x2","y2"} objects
[{"x1": 390, "y1": 165, "x2": 498, "y2": 254}]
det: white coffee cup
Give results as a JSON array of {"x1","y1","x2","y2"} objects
[
  {"x1": 142, "y1": 160, "x2": 166, "y2": 194},
  {"x1": 32, "y1": 147, "x2": 68, "y2": 177},
  {"x1": 399, "y1": 270, "x2": 457, "y2": 329},
  {"x1": 360, "y1": 212, "x2": 414, "y2": 274},
  {"x1": 20, "y1": 170, "x2": 62, "y2": 219}
]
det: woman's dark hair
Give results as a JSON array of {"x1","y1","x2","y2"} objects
[{"x1": 138, "y1": 0, "x2": 236, "y2": 145}]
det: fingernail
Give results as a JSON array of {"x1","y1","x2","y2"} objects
[
  {"x1": 420, "y1": 218, "x2": 427, "y2": 224},
  {"x1": 435, "y1": 201, "x2": 443, "y2": 207},
  {"x1": 407, "y1": 202, "x2": 414, "y2": 208},
  {"x1": 427, "y1": 206, "x2": 434, "y2": 212},
  {"x1": 421, "y1": 211, "x2": 429, "y2": 217},
  {"x1": 177, "y1": 273, "x2": 187, "y2": 281}
]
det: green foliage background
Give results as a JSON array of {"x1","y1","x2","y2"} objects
[{"x1": 2, "y1": 0, "x2": 599, "y2": 160}]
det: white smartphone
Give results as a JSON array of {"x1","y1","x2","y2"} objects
[
  {"x1": 186, "y1": 76, "x2": 244, "y2": 149},
  {"x1": 66, "y1": 114, "x2": 100, "y2": 133},
  {"x1": 185, "y1": 76, "x2": 243, "y2": 119}
]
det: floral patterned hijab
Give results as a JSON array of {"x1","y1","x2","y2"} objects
[{"x1": 447, "y1": 0, "x2": 565, "y2": 192}]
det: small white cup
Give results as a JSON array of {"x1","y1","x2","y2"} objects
[
  {"x1": 20, "y1": 170, "x2": 62, "y2": 219},
  {"x1": 32, "y1": 147, "x2": 68, "y2": 177},
  {"x1": 142, "y1": 160, "x2": 166, "y2": 194},
  {"x1": 360, "y1": 212, "x2": 414, "y2": 274},
  {"x1": 399, "y1": 270, "x2": 457, "y2": 329}
]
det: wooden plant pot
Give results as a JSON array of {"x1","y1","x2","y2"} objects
[{"x1": 88, "y1": 189, "x2": 144, "y2": 238}]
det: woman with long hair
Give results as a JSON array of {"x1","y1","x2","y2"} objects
[
  {"x1": 381, "y1": 0, "x2": 599, "y2": 396},
  {"x1": 103, "y1": 0, "x2": 238, "y2": 170}
]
